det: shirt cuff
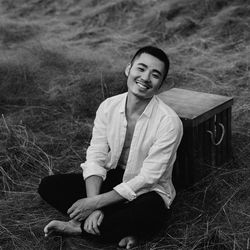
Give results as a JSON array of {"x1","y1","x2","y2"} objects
[
  {"x1": 80, "y1": 162, "x2": 107, "y2": 180},
  {"x1": 113, "y1": 183, "x2": 137, "y2": 201}
]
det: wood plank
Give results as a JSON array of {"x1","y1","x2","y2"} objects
[
  {"x1": 186, "y1": 127, "x2": 195, "y2": 184},
  {"x1": 223, "y1": 109, "x2": 229, "y2": 163},
  {"x1": 206, "y1": 117, "x2": 214, "y2": 165},
  {"x1": 203, "y1": 121, "x2": 211, "y2": 164},
  {"x1": 197, "y1": 122, "x2": 204, "y2": 163},
  {"x1": 215, "y1": 112, "x2": 223, "y2": 166},
  {"x1": 173, "y1": 134, "x2": 188, "y2": 190},
  {"x1": 227, "y1": 107, "x2": 232, "y2": 161},
  {"x1": 158, "y1": 88, "x2": 233, "y2": 127}
]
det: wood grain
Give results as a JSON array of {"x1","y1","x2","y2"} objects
[{"x1": 158, "y1": 88, "x2": 233, "y2": 127}]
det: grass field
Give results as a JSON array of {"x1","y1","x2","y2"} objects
[{"x1": 0, "y1": 0, "x2": 250, "y2": 249}]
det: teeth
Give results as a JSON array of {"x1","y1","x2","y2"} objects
[
  {"x1": 136, "y1": 81, "x2": 149, "y2": 89},
  {"x1": 137, "y1": 83, "x2": 148, "y2": 89}
]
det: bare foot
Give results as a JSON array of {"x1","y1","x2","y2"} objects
[
  {"x1": 118, "y1": 236, "x2": 137, "y2": 249},
  {"x1": 44, "y1": 220, "x2": 82, "y2": 237}
]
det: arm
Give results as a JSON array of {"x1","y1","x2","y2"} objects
[
  {"x1": 81, "y1": 175, "x2": 105, "y2": 235},
  {"x1": 96, "y1": 190, "x2": 125, "y2": 207},
  {"x1": 85, "y1": 175, "x2": 125, "y2": 205},
  {"x1": 67, "y1": 190, "x2": 124, "y2": 221},
  {"x1": 85, "y1": 175, "x2": 103, "y2": 197},
  {"x1": 81, "y1": 100, "x2": 110, "y2": 181},
  {"x1": 68, "y1": 101, "x2": 109, "y2": 221}
]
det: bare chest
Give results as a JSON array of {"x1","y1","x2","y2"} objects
[
  {"x1": 124, "y1": 119, "x2": 136, "y2": 146},
  {"x1": 118, "y1": 119, "x2": 137, "y2": 168}
]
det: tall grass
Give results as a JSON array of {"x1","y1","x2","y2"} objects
[{"x1": 0, "y1": 0, "x2": 249, "y2": 249}]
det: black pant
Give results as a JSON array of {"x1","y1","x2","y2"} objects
[{"x1": 38, "y1": 169, "x2": 169, "y2": 242}]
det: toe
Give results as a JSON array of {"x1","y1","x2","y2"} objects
[
  {"x1": 118, "y1": 236, "x2": 137, "y2": 249},
  {"x1": 118, "y1": 237, "x2": 127, "y2": 247},
  {"x1": 126, "y1": 240, "x2": 136, "y2": 249},
  {"x1": 44, "y1": 223, "x2": 50, "y2": 234}
]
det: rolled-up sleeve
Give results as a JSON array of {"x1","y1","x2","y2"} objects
[
  {"x1": 81, "y1": 100, "x2": 109, "y2": 180},
  {"x1": 113, "y1": 116, "x2": 183, "y2": 201},
  {"x1": 81, "y1": 162, "x2": 107, "y2": 180},
  {"x1": 113, "y1": 182, "x2": 137, "y2": 201}
]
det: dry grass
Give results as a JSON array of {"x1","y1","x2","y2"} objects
[{"x1": 0, "y1": 0, "x2": 250, "y2": 249}]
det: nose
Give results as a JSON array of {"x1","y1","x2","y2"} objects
[{"x1": 141, "y1": 70, "x2": 150, "y2": 82}]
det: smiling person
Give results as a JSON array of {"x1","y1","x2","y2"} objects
[{"x1": 38, "y1": 46, "x2": 183, "y2": 249}]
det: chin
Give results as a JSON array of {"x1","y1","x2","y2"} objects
[{"x1": 132, "y1": 91, "x2": 153, "y2": 100}]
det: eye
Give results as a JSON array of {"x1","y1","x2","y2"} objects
[
  {"x1": 137, "y1": 67, "x2": 144, "y2": 72},
  {"x1": 152, "y1": 74, "x2": 160, "y2": 79}
]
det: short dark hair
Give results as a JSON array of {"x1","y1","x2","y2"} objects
[{"x1": 130, "y1": 46, "x2": 170, "y2": 82}]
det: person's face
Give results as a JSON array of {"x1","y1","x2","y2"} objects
[{"x1": 125, "y1": 53, "x2": 165, "y2": 100}]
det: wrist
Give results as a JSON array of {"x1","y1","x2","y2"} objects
[
  {"x1": 95, "y1": 190, "x2": 124, "y2": 209},
  {"x1": 95, "y1": 194, "x2": 103, "y2": 209}
]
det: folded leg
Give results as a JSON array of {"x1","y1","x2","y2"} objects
[
  {"x1": 82, "y1": 191, "x2": 169, "y2": 242},
  {"x1": 38, "y1": 173, "x2": 86, "y2": 215}
]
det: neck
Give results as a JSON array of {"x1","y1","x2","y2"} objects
[{"x1": 126, "y1": 92, "x2": 152, "y2": 119}]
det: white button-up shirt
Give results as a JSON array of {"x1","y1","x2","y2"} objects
[{"x1": 81, "y1": 92, "x2": 183, "y2": 208}]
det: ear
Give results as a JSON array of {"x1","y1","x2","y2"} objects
[{"x1": 125, "y1": 63, "x2": 131, "y2": 77}]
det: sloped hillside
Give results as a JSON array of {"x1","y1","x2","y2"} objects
[{"x1": 0, "y1": 0, "x2": 249, "y2": 130}]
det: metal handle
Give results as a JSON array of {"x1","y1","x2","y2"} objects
[{"x1": 207, "y1": 122, "x2": 225, "y2": 146}]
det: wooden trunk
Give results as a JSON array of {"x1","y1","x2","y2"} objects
[{"x1": 158, "y1": 88, "x2": 234, "y2": 190}]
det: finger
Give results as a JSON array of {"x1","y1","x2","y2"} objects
[
  {"x1": 85, "y1": 223, "x2": 94, "y2": 235},
  {"x1": 75, "y1": 210, "x2": 90, "y2": 221},
  {"x1": 97, "y1": 213, "x2": 104, "y2": 226},
  {"x1": 69, "y1": 209, "x2": 79, "y2": 219},
  {"x1": 83, "y1": 220, "x2": 89, "y2": 233},
  {"x1": 92, "y1": 227, "x2": 100, "y2": 235},
  {"x1": 92, "y1": 222, "x2": 100, "y2": 235},
  {"x1": 85, "y1": 217, "x2": 99, "y2": 235},
  {"x1": 44, "y1": 225, "x2": 49, "y2": 235},
  {"x1": 89, "y1": 228, "x2": 96, "y2": 235},
  {"x1": 74, "y1": 213, "x2": 84, "y2": 221},
  {"x1": 68, "y1": 199, "x2": 81, "y2": 214},
  {"x1": 67, "y1": 205, "x2": 75, "y2": 214},
  {"x1": 84, "y1": 219, "x2": 93, "y2": 234},
  {"x1": 87, "y1": 220, "x2": 96, "y2": 235},
  {"x1": 67, "y1": 208, "x2": 72, "y2": 214}
]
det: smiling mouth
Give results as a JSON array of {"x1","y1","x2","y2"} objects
[{"x1": 136, "y1": 80, "x2": 151, "y2": 90}]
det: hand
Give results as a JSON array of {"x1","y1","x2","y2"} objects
[
  {"x1": 67, "y1": 196, "x2": 99, "y2": 221},
  {"x1": 83, "y1": 210, "x2": 104, "y2": 235}
]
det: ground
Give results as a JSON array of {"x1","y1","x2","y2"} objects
[{"x1": 0, "y1": 0, "x2": 249, "y2": 249}]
